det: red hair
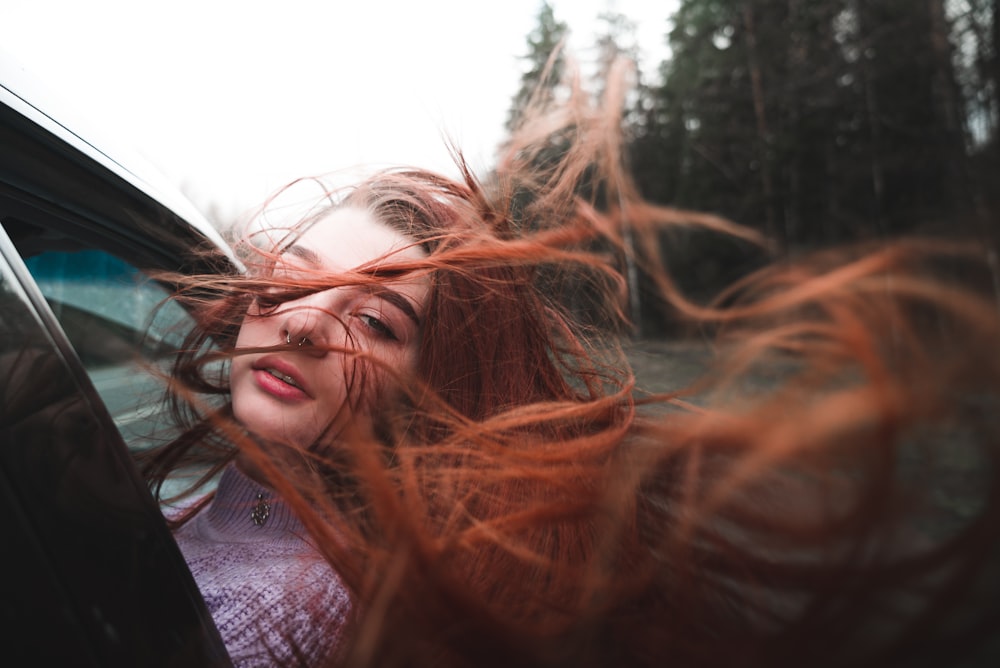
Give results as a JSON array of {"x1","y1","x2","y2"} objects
[{"x1": 142, "y1": 58, "x2": 1000, "y2": 667}]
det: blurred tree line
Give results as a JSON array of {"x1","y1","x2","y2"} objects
[{"x1": 508, "y1": 1, "x2": 1000, "y2": 336}]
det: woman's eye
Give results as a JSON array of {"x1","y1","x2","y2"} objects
[
  {"x1": 253, "y1": 293, "x2": 283, "y2": 314},
  {"x1": 357, "y1": 313, "x2": 398, "y2": 341}
]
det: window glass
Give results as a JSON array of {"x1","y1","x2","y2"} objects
[{"x1": 22, "y1": 249, "x2": 191, "y2": 452}]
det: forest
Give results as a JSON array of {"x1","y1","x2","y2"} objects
[{"x1": 507, "y1": 0, "x2": 1000, "y2": 336}]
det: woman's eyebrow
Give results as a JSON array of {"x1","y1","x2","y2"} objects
[
  {"x1": 373, "y1": 287, "x2": 422, "y2": 327},
  {"x1": 284, "y1": 244, "x2": 323, "y2": 266}
]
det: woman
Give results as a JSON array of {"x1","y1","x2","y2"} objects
[
  {"x1": 146, "y1": 60, "x2": 1000, "y2": 667},
  {"x1": 149, "y1": 201, "x2": 432, "y2": 665},
  {"x1": 143, "y1": 155, "x2": 626, "y2": 665}
]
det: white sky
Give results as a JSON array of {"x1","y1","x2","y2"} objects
[{"x1": 1, "y1": 0, "x2": 675, "y2": 222}]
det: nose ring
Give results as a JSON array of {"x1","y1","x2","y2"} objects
[{"x1": 285, "y1": 332, "x2": 309, "y2": 347}]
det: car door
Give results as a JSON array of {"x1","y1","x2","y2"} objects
[
  {"x1": 0, "y1": 228, "x2": 231, "y2": 667},
  {"x1": 1, "y1": 62, "x2": 232, "y2": 666}
]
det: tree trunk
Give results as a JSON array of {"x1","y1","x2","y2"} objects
[
  {"x1": 854, "y1": 0, "x2": 886, "y2": 230},
  {"x1": 928, "y1": 0, "x2": 972, "y2": 212},
  {"x1": 784, "y1": 0, "x2": 803, "y2": 245},
  {"x1": 741, "y1": 1, "x2": 779, "y2": 241},
  {"x1": 993, "y1": 0, "x2": 1000, "y2": 158}
]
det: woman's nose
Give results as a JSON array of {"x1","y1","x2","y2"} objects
[{"x1": 278, "y1": 289, "x2": 345, "y2": 352}]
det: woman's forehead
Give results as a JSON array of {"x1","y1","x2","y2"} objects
[{"x1": 294, "y1": 206, "x2": 426, "y2": 271}]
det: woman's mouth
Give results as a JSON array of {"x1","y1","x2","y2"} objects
[{"x1": 251, "y1": 357, "x2": 311, "y2": 400}]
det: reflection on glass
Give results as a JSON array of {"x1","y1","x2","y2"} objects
[{"x1": 23, "y1": 250, "x2": 193, "y2": 452}]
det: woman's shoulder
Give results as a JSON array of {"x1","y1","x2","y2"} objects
[{"x1": 196, "y1": 531, "x2": 351, "y2": 667}]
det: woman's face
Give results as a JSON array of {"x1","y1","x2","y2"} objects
[{"x1": 230, "y1": 207, "x2": 429, "y2": 450}]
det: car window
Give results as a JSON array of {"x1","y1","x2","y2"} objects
[{"x1": 22, "y1": 249, "x2": 191, "y2": 452}]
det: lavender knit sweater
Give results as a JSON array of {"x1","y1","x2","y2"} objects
[{"x1": 174, "y1": 465, "x2": 350, "y2": 667}]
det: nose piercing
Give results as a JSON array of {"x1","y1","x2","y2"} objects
[{"x1": 285, "y1": 332, "x2": 309, "y2": 347}]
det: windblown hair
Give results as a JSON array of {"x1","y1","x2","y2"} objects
[{"x1": 143, "y1": 58, "x2": 1000, "y2": 667}]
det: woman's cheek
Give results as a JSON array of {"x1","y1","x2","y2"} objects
[{"x1": 368, "y1": 343, "x2": 420, "y2": 409}]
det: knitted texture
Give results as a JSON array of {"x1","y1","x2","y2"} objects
[{"x1": 174, "y1": 465, "x2": 350, "y2": 667}]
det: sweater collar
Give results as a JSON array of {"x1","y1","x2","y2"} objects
[{"x1": 202, "y1": 463, "x2": 305, "y2": 540}]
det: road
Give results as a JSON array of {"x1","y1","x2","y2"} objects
[{"x1": 622, "y1": 336, "x2": 988, "y2": 543}]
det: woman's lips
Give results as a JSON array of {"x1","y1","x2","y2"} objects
[{"x1": 251, "y1": 356, "x2": 312, "y2": 400}]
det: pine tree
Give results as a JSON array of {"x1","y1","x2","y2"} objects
[
  {"x1": 506, "y1": 2, "x2": 569, "y2": 132},
  {"x1": 643, "y1": 0, "x2": 983, "y2": 245}
]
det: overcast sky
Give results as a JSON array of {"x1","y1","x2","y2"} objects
[{"x1": 2, "y1": 0, "x2": 676, "y2": 221}]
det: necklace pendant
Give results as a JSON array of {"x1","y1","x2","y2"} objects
[{"x1": 251, "y1": 492, "x2": 271, "y2": 526}]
